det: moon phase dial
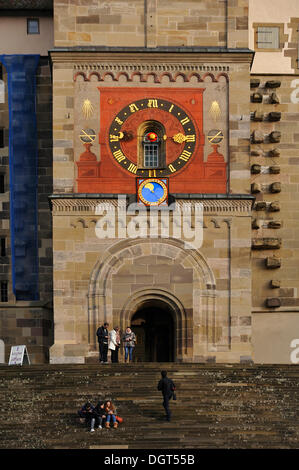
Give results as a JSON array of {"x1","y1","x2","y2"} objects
[
  {"x1": 137, "y1": 178, "x2": 168, "y2": 206},
  {"x1": 108, "y1": 98, "x2": 197, "y2": 177}
]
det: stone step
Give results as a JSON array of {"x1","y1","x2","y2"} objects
[{"x1": 0, "y1": 364, "x2": 298, "y2": 449}]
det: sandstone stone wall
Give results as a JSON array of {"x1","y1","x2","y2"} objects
[
  {"x1": 54, "y1": 0, "x2": 248, "y2": 49},
  {"x1": 250, "y1": 75, "x2": 299, "y2": 310},
  {"x1": 50, "y1": 198, "x2": 253, "y2": 364},
  {"x1": 250, "y1": 74, "x2": 299, "y2": 363}
]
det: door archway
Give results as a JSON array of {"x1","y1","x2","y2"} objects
[{"x1": 131, "y1": 299, "x2": 175, "y2": 362}]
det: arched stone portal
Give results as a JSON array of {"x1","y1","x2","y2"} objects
[
  {"x1": 87, "y1": 238, "x2": 217, "y2": 362},
  {"x1": 120, "y1": 289, "x2": 187, "y2": 361},
  {"x1": 131, "y1": 300, "x2": 175, "y2": 362}
]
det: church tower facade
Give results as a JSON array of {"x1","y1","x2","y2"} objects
[{"x1": 50, "y1": 0, "x2": 254, "y2": 363}]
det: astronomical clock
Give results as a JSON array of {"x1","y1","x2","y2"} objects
[{"x1": 76, "y1": 87, "x2": 227, "y2": 202}]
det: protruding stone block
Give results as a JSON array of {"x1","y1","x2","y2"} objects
[
  {"x1": 266, "y1": 297, "x2": 281, "y2": 308},
  {"x1": 268, "y1": 220, "x2": 282, "y2": 229},
  {"x1": 270, "y1": 182, "x2": 281, "y2": 193},
  {"x1": 252, "y1": 219, "x2": 260, "y2": 229},
  {"x1": 251, "y1": 164, "x2": 261, "y2": 174},
  {"x1": 254, "y1": 201, "x2": 267, "y2": 211},
  {"x1": 265, "y1": 80, "x2": 281, "y2": 88},
  {"x1": 266, "y1": 257, "x2": 281, "y2": 269},
  {"x1": 251, "y1": 92, "x2": 263, "y2": 103},
  {"x1": 270, "y1": 279, "x2": 281, "y2": 288},
  {"x1": 250, "y1": 79, "x2": 260, "y2": 88},
  {"x1": 251, "y1": 111, "x2": 263, "y2": 121},
  {"x1": 252, "y1": 238, "x2": 281, "y2": 250},
  {"x1": 269, "y1": 131, "x2": 281, "y2": 143},
  {"x1": 268, "y1": 112, "x2": 281, "y2": 122},
  {"x1": 269, "y1": 165, "x2": 280, "y2": 174},
  {"x1": 270, "y1": 92, "x2": 280, "y2": 104},
  {"x1": 252, "y1": 130, "x2": 264, "y2": 144},
  {"x1": 268, "y1": 148, "x2": 280, "y2": 158},
  {"x1": 251, "y1": 149, "x2": 263, "y2": 157},
  {"x1": 251, "y1": 182, "x2": 261, "y2": 194},
  {"x1": 269, "y1": 201, "x2": 280, "y2": 212}
]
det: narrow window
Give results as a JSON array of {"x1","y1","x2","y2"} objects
[
  {"x1": 0, "y1": 238, "x2": 6, "y2": 257},
  {"x1": 143, "y1": 132, "x2": 159, "y2": 168},
  {"x1": 0, "y1": 281, "x2": 8, "y2": 302},
  {"x1": 0, "y1": 175, "x2": 4, "y2": 193},
  {"x1": 27, "y1": 18, "x2": 40, "y2": 35},
  {"x1": 0, "y1": 129, "x2": 4, "y2": 148}
]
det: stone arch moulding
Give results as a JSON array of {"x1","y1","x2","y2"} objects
[{"x1": 87, "y1": 237, "x2": 217, "y2": 360}]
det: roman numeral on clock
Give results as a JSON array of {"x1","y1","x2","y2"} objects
[
  {"x1": 179, "y1": 150, "x2": 192, "y2": 162},
  {"x1": 127, "y1": 163, "x2": 138, "y2": 174},
  {"x1": 180, "y1": 117, "x2": 190, "y2": 126},
  {"x1": 147, "y1": 99, "x2": 158, "y2": 108},
  {"x1": 113, "y1": 149, "x2": 126, "y2": 162}
]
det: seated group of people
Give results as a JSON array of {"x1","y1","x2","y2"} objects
[{"x1": 78, "y1": 399, "x2": 121, "y2": 432}]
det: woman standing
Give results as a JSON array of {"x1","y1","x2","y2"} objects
[
  {"x1": 104, "y1": 400, "x2": 118, "y2": 429},
  {"x1": 122, "y1": 326, "x2": 136, "y2": 363},
  {"x1": 109, "y1": 326, "x2": 120, "y2": 363}
]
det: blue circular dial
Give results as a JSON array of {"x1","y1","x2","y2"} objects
[
  {"x1": 141, "y1": 182, "x2": 164, "y2": 203},
  {"x1": 138, "y1": 178, "x2": 168, "y2": 206}
]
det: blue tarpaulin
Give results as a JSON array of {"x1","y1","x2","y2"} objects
[{"x1": 0, "y1": 54, "x2": 40, "y2": 301}]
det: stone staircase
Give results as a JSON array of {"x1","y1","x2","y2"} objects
[{"x1": 0, "y1": 363, "x2": 298, "y2": 449}]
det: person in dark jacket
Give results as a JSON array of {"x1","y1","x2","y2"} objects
[
  {"x1": 93, "y1": 400, "x2": 106, "y2": 429},
  {"x1": 157, "y1": 370, "x2": 176, "y2": 422},
  {"x1": 96, "y1": 322, "x2": 109, "y2": 363},
  {"x1": 78, "y1": 401, "x2": 96, "y2": 432}
]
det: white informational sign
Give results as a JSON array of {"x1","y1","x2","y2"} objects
[{"x1": 8, "y1": 345, "x2": 30, "y2": 366}]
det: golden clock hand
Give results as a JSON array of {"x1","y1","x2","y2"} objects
[{"x1": 172, "y1": 133, "x2": 187, "y2": 144}]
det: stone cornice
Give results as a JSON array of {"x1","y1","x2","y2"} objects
[
  {"x1": 50, "y1": 194, "x2": 253, "y2": 216},
  {"x1": 50, "y1": 49, "x2": 254, "y2": 66}
]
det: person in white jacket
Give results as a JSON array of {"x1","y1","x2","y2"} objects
[{"x1": 109, "y1": 326, "x2": 120, "y2": 363}]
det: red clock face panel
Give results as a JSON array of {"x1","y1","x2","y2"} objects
[
  {"x1": 76, "y1": 87, "x2": 227, "y2": 194},
  {"x1": 108, "y1": 98, "x2": 197, "y2": 176}
]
